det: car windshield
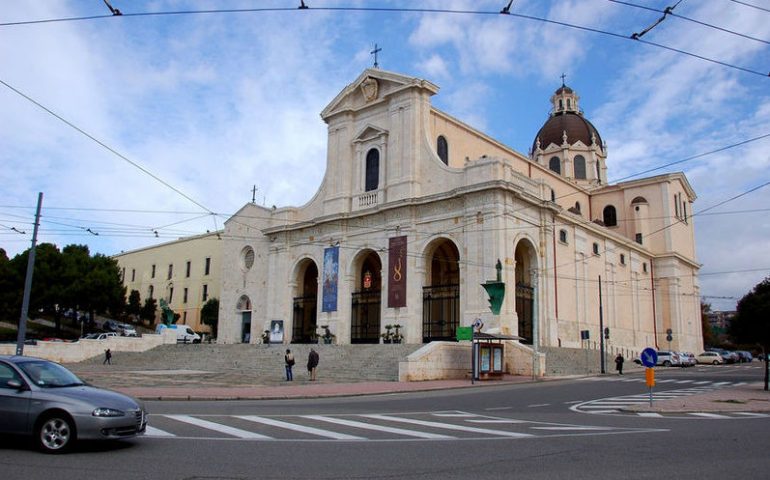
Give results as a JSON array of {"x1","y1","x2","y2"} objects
[{"x1": 18, "y1": 360, "x2": 85, "y2": 388}]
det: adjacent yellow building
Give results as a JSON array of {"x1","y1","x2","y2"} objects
[{"x1": 113, "y1": 232, "x2": 221, "y2": 332}]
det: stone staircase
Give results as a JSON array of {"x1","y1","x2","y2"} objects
[{"x1": 71, "y1": 343, "x2": 423, "y2": 384}]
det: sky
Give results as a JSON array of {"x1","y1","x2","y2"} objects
[{"x1": 1, "y1": 0, "x2": 769, "y2": 312}]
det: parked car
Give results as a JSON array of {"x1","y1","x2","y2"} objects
[
  {"x1": 82, "y1": 332, "x2": 118, "y2": 341},
  {"x1": 0, "y1": 355, "x2": 147, "y2": 452},
  {"x1": 117, "y1": 323, "x2": 137, "y2": 337},
  {"x1": 736, "y1": 351, "x2": 753, "y2": 363},
  {"x1": 720, "y1": 350, "x2": 739, "y2": 364},
  {"x1": 678, "y1": 352, "x2": 696, "y2": 367},
  {"x1": 696, "y1": 351, "x2": 724, "y2": 365},
  {"x1": 102, "y1": 320, "x2": 119, "y2": 333},
  {"x1": 656, "y1": 351, "x2": 680, "y2": 367}
]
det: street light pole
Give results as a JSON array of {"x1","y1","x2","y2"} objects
[
  {"x1": 599, "y1": 275, "x2": 605, "y2": 374},
  {"x1": 16, "y1": 192, "x2": 43, "y2": 356}
]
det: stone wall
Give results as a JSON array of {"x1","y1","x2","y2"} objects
[
  {"x1": 0, "y1": 330, "x2": 177, "y2": 363},
  {"x1": 541, "y1": 345, "x2": 642, "y2": 376}
]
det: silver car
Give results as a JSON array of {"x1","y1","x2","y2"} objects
[{"x1": 0, "y1": 355, "x2": 147, "y2": 453}]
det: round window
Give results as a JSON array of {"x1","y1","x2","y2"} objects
[{"x1": 242, "y1": 246, "x2": 255, "y2": 270}]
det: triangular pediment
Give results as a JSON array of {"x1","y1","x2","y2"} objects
[
  {"x1": 321, "y1": 68, "x2": 439, "y2": 121},
  {"x1": 353, "y1": 124, "x2": 389, "y2": 143}
]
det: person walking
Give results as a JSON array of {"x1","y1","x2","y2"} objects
[
  {"x1": 615, "y1": 353, "x2": 624, "y2": 375},
  {"x1": 103, "y1": 348, "x2": 112, "y2": 365},
  {"x1": 284, "y1": 349, "x2": 295, "y2": 381},
  {"x1": 307, "y1": 348, "x2": 319, "y2": 381}
]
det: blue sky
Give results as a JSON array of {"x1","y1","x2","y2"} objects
[{"x1": 1, "y1": 0, "x2": 769, "y2": 311}]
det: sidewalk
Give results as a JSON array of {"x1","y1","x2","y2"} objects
[{"x1": 624, "y1": 382, "x2": 770, "y2": 413}]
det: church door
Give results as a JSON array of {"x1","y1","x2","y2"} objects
[
  {"x1": 422, "y1": 240, "x2": 460, "y2": 342},
  {"x1": 351, "y1": 252, "x2": 381, "y2": 344},
  {"x1": 292, "y1": 261, "x2": 318, "y2": 343}
]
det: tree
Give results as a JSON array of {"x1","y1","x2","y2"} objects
[
  {"x1": 126, "y1": 290, "x2": 142, "y2": 322},
  {"x1": 730, "y1": 277, "x2": 770, "y2": 390},
  {"x1": 700, "y1": 302, "x2": 716, "y2": 347},
  {"x1": 200, "y1": 298, "x2": 219, "y2": 339},
  {"x1": 140, "y1": 297, "x2": 158, "y2": 325}
]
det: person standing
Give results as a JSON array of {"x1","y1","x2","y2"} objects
[
  {"x1": 284, "y1": 349, "x2": 295, "y2": 381},
  {"x1": 615, "y1": 353, "x2": 624, "y2": 375},
  {"x1": 103, "y1": 348, "x2": 112, "y2": 365},
  {"x1": 307, "y1": 348, "x2": 319, "y2": 381}
]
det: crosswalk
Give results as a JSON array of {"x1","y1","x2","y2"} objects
[
  {"x1": 571, "y1": 379, "x2": 767, "y2": 419},
  {"x1": 141, "y1": 410, "x2": 661, "y2": 442}
]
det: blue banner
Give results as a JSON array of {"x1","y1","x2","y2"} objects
[{"x1": 322, "y1": 246, "x2": 339, "y2": 312}]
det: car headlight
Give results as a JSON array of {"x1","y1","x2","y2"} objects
[{"x1": 92, "y1": 407, "x2": 126, "y2": 417}]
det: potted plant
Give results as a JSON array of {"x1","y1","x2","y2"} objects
[
  {"x1": 392, "y1": 324, "x2": 403, "y2": 344},
  {"x1": 381, "y1": 324, "x2": 393, "y2": 344},
  {"x1": 320, "y1": 325, "x2": 335, "y2": 344}
]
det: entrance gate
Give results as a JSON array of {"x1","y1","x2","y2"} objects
[
  {"x1": 292, "y1": 295, "x2": 317, "y2": 343},
  {"x1": 422, "y1": 284, "x2": 459, "y2": 342},
  {"x1": 351, "y1": 290, "x2": 380, "y2": 344},
  {"x1": 516, "y1": 283, "x2": 533, "y2": 344}
]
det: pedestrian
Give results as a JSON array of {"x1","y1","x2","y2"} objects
[
  {"x1": 615, "y1": 353, "x2": 624, "y2": 375},
  {"x1": 284, "y1": 349, "x2": 295, "y2": 381},
  {"x1": 103, "y1": 348, "x2": 112, "y2": 365},
  {"x1": 307, "y1": 348, "x2": 319, "y2": 381}
]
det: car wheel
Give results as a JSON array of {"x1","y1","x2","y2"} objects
[
  {"x1": 36, "y1": 414, "x2": 75, "y2": 453},
  {"x1": 663, "y1": 360, "x2": 671, "y2": 367},
  {"x1": 713, "y1": 360, "x2": 719, "y2": 365}
]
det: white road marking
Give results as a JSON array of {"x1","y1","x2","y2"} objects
[
  {"x1": 466, "y1": 419, "x2": 529, "y2": 424},
  {"x1": 712, "y1": 382, "x2": 732, "y2": 386},
  {"x1": 693, "y1": 381, "x2": 712, "y2": 385},
  {"x1": 431, "y1": 412, "x2": 476, "y2": 417},
  {"x1": 362, "y1": 414, "x2": 533, "y2": 438},
  {"x1": 527, "y1": 403, "x2": 550, "y2": 408},
  {"x1": 485, "y1": 406, "x2": 513, "y2": 411},
  {"x1": 164, "y1": 415, "x2": 272, "y2": 439},
  {"x1": 303, "y1": 415, "x2": 455, "y2": 439},
  {"x1": 689, "y1": 413, "x2": 730, "y2": 419},
  {"x1": 145, "y1": 426, "x2": 175, "y2": 437},
  {"x1": 236, "y1": 415, "x2": 365, "y2": 440},
  {"x1": 530, "y1": 426, "x2": 613, "y2": 431},
  {"x1": 732, "y1": 412, "x2": 767, "y2": 417},
  {"x1": 637, "y1": 413, "x2": 663, "y2": 418}
]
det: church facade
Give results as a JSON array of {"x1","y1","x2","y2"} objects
[{"x1": 218, "y1": 68, "x2": 702, "y2": 355}]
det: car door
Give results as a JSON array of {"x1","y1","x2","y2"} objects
[{"x1": 0, "y1": 361, "x2": 32, "y2": 434}]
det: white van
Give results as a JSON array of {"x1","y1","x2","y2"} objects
[{"x1": 155, "y1": 324, "x2": 201, "y2": 343}]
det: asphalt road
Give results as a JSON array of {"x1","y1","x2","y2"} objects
[{"x1": 1, "y1": 364, "x2": 768, "y2": 479}]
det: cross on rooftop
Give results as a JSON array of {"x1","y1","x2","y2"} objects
[{"x1": 371, "y1": 43, "x2": 382, "y2": 68}]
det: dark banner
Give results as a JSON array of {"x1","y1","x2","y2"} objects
[
  {"x1": 388, "y1": 235, "x2": 407, "y2": 308},
  {"x1": 322, "y1": 246, "x2": 339, "y2": 312}
]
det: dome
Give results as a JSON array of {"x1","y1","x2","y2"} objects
[
  {"x1": 532, "y1": 83, "x2": 604, "y2": 155},
  {"x1": 532, "y1": 112, "x2": 604, "y2": 153}
]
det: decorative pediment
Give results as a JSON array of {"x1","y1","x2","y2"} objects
[
  {"x1": 353, "y1": 124, "x2": 388, "y2": 144},
  {"x1": 320, "y1": 68, "x2": 439, "y2": 121}
]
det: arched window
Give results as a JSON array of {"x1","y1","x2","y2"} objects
[
  {"x1": 559, "y1": 229, "x2": 568, "y2": 244},
  {"x1": 574, "y1": 202, "x2": 581, "y2": 214},
  {"x1": 549, "y1": 156, "x2": 561, "y2": 174},
  {"x1": 550, "y1": 189, "x2": 556, "y2": 202},
  {"x1": 603, "y1": 205, "x2": 617, "y2": 227},
  {"x1": 365, "y1": 148, "x2": 379, "y2": 192},
  {"x1": 437, "y1": 135, "x2": 449, "y2": 165},
  {"x1": 596, "y1": 160, "x2": 601, "y2": 182},
  {"x1": 574, "y1": 155, "x2": 586, "y2": 179}
]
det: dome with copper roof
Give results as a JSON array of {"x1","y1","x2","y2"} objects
[{"x1": 532, "y1": 84, "x2": 604, "y2": 154}]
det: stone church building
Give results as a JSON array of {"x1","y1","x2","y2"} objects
[{"x1": 218, "y1": 68, "x2": 702, "y2": 358}]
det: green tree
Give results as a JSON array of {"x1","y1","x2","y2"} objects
[
  {"x1": 126, "y1": 290, "x2": 142, "y2": 322},
  {"x1": 700, "y1": 301, "x2": 716, "y2": 348},
  {"x1": 730, "y1": 277, "x2": 770, "y2": 390},
  {"x1": 200, "y1": 298, "x2": 219, "y2": 339},
  {"x1": 140, "y1": 297, "x2": 158, "y2": 325},
  {"x1": 0, "y1": 248, "x2": 19, "y2": 322}
]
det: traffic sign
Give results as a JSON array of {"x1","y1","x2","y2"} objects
[{"x1": 640, "y1": 347, "x2": 658, "y2": 367}]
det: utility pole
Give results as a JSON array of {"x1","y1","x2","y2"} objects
[
  {"x1": 599, "y1": 275, "x2": 605, "y2": 374},
  {"x1": 16, "y1": 192, "x2": 43, "y2": 356}
]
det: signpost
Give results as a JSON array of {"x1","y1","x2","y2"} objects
[{"x1": 641, "y1": 347, "x2": 658, "y2": 407}]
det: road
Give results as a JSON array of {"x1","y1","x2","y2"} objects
[{"x1": 1, "y1": 363, "x2": 768, "y2": 479}]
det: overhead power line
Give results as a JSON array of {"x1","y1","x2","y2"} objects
[
  {"x1": 728, "y1": 0, "x2": 770, "y2": 14},
  {"x1": 0, "y1": 4, "x2": 767, "y2": 78},
  {"x1": 0, "y1": 78, "x2": 216, "y2": 217},
  {"x1": 609, "y1": 0, "x2": 770, "y2": 45}
]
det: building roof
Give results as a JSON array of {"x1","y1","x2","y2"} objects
[{"x1": 533, "y1": 111, "x2": 604, "y2": 154}]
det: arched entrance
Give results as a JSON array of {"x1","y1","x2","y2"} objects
[
  {"x1": 515, "y1": 240, "x2": 537, "y2": 344},
  {"x1": 236, "y1": 295, "x2": 252, "y2": 343},
  {"x1": 292, "y1": 260, "x2": 318, "y2": 343},
  {"x1": 422, "y1": 239, "x2": 460, "y2": 342},
  {"x1": 351, "y1": 250, "x2": 382, "y2": 344}
]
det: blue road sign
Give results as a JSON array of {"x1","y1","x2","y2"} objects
[{"x1": 641, "y1": 347, "x2": 658, "y2": 368}]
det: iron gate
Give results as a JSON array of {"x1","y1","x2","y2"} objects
[
  {"x1": 516, "y1": 283, "x2": 533, "y2": 344},
  {"x1": 351, "y1": 290, "x2": 381, "y2": 344},
  {"x1": 422, "y1": 284, "x2": 459, "y2": 342},
  {"x1": 292, "y1": 295, "x2": 317, "y2": 343}
]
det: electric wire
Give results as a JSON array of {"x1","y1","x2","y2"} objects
[{"x1": 728, "y1": 0, "x2": 770, "y2": 14}]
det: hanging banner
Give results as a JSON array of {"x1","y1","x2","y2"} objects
[
  {"x1": 388, "y1": 235, "x2": 407, "y2": 308},
  {"x1": 322, "y1": 246, "x2": 339, "y2": 312}
]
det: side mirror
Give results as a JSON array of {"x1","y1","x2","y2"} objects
[{"x1": 7, "y1": 379, "x2": 29, "y2": 391}]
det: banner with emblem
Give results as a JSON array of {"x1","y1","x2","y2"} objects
[
  {"x1": 322, "y1": 246, "x2": 339, "y2": 312},
  {"x1": 387, "y1": 236, "x2": 407, "y2": 308}
]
